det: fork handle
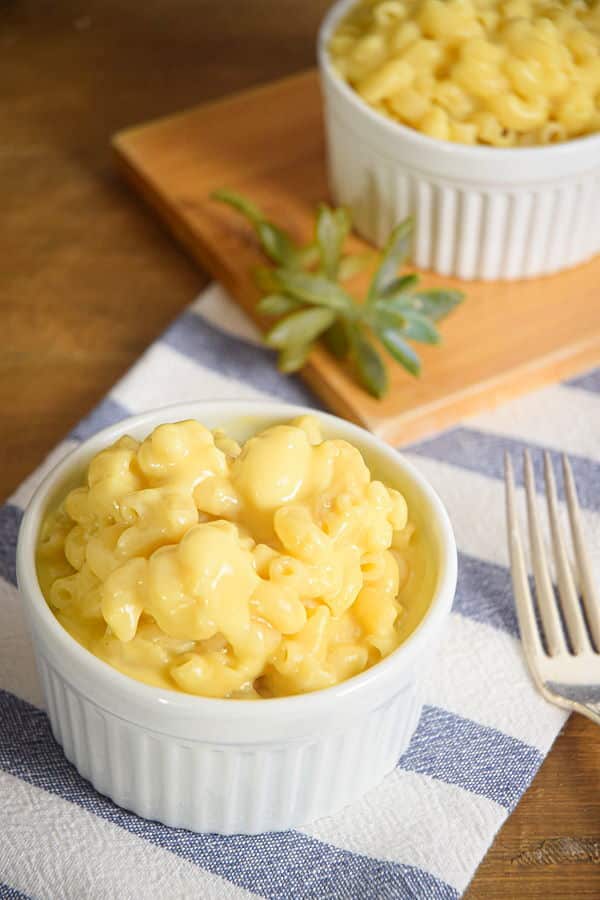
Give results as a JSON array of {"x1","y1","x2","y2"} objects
[
  {"x1": 579, "y1": 701, "x2": 600, "y2": 726},
  {"x1": 547, "y1": 684, "x2": 600, "y2": 726}
]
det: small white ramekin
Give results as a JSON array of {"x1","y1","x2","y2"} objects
[
  {"x1": 17, "y1": 401, "x2": 456, "y2": 834},
  {"x1": 318, "y1": 0, "x2": 600, "y2": 281}
]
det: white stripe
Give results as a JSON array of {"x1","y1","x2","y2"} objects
[
  {"x1": 0, "y1": 771, "x2": 256, "y2": 900},
  {"x1": 468, "y1": 383, "x2": 600, "y2": 458},
  {"x1": 0, "y1": 580, "x2": 43, "y2": 709},
  {"x1": 426, "y1": 614, "x2": 566, "y2": 753},
  {"x1": 9, "y1": 441, "x2": 79, "y2": 511},
  {"x1": 303, "y1": 769, "x2": 506, "y2": 894},
  {"x1": 190, "y1": 284, "x2": 262, "y2": 345},
  {"x1": 403, "y1": 454, "x2": 600, "y2": 573},
  {"x1": 111, "y1": 343, "x2": 269, "y2": 412}
]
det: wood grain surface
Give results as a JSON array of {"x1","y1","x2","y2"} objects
[
  {"x1": 113, "y1": 70, "x2": 600, "y2": 446},
  {"x1": 1, "y1": 2, "x2": 598, "y2": 896}
]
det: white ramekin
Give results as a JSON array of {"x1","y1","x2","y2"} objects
[
  {"x1": 318, "y1": 0, "x2": 600, "y2": 281},
  {"x1": 17, "y1": 401, "x2": 457, "y2": 834}
]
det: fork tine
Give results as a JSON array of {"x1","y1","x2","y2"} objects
[
  {"x1": 523, "y1": 450, "x2": 565, "y2": 656},
  {"x1": 504, "y1": 453, "x2": 544, "y2": 659},
  {"x1": 543, "y1": 452, "x2": 591, "y2": 655},
  {"x1": 562, "y1": 454, "x2": 600, "y2": 650}
]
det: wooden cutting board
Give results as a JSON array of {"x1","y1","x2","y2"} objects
[{"x1": 113, "y1": 70, "x2": 600, "y2": 446}]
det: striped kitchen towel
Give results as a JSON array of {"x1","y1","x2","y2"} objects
[{"x1": 2, "y1": 283, "x2": 598, "y2": 900}]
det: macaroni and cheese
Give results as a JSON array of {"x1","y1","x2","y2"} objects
[
  {"x1": 37, "y1": 417, "x2": 430, "y2": 699},
  {"x1": 329, "y1": 0, "x2": 600, "y2": 146}
]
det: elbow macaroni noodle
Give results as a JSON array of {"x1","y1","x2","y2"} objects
[
  {"x1": 37, "y1": 417, "x2": 431, "y2": 699},
  {"x1": 329, "y1": 0, "x2": 600, "y2": 146}
]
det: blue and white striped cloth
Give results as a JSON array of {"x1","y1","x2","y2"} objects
[{"x1": 1, "y1": 284, "x2": 599, "y2": 900}]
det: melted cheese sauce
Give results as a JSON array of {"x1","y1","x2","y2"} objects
[{"x1": 37, "y1": 416, "x2": 434, "y2": 698}]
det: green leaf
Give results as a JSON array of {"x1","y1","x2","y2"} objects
[
  {"x1": 374, "y1": 322, "x2": 421, "y2": 376},
  {"x1": 298, "y1": 243, "x2": 321, "y2": 269},
  {"x1": 368, "y1": 217, "x2": 414, "y2": 300},
  {"x1": 212, "y1": 189, "x2": 299, "y2": 266},
  {"x1": 376, "y1": 295, "x2": 414, "y2": 316},
  {"x1": 256, "y1": 222, "x2": 300, "y2": 266},
  {"x1": 374, "y1": 308, "x2": 440, "y2": 345},
  {"x1": 257, "y1": 294, "x2": 301, "y2": 316},
  {"x1": 375, "y1": 286, "x2": 461, "y2": 330},
  {"x1": 265, "y1": 307, "x2": 336, "y2": 349},
  {"x1": 371, "y1": 305, "x2": 406, "y2": 331},
  {"x1": 349, "y1": 325, "x2": 389, "y2": 398},
  {"x1": 272, "y1": 269, "x2": 355, "y2": 314},
  {"x1": 371, "y1": 279, "x2": 420, "y2": 324},
  {"x1": 399, "y1": 311, "x2": 441, "y2": 344},
  {"x1": 322, "y1": 320, "x2": 350, "y2": 359},
  {"x1": 338, "y1": 253, "x2": 375, "y2": 281},
  {"x1": 380, "y1": 273, "x2": 420, "y2": 297},
  {"x1": 316, "y1": 204, "x2": 351, "y2": 279},
  {"x1": 211, "y1": 189, "x2": 265, "y2": 225},
  {"x1": 409, "y1": 289, "x2": 464, "y2": 321},
  {"x1": 278, "y1": 342, "x2": 313, "y2": 373},
  {"x1": 214, "y1": 189, "x2": 466, "y2": 400}
]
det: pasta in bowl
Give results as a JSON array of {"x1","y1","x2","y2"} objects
[
  {"x1": 37, "y1": 415, "x2": 430, "y2": 699},
  {"x1": 18, "y1": 401, "x2": 456, "y2": 833},
  {"x1": 329, "y1": 0, "x2": 600, "y2": 148},
  {"x1": 318, "y1": 0, "x2": 600, "y2": 279}
]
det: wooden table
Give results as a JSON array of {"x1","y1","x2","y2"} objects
[{"x1": 2, "y1": 2, "x2": 598, "y2": 895}]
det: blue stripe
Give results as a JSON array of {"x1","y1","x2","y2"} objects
[
  {"x1": 0, "y1": 505, "x2": 22, "y2": 587},
  {"x1": 454, "y1": 553, "x2": 518, "y2": 637},
  {"x1": 0, "y1": 690, "x2": 458, "y2": 900},
  {"x1": 163, "y1": 312, "x2": 322, "y2": 408},
  {"x1": 566, "y1": 367, "x2": 600, "y2": 393},
  {"x1": 409, "y1": 427, "x2": 600, "y2": 511},
  {"x1": 399, "y1": 706, "x2": 542, "y2": 810},
  {"x1": 70, "y1": 397, "x2": 131, "y2": 442},
  {"x1": 0, "y1": 886, "x2": 30, "y2": 900}
]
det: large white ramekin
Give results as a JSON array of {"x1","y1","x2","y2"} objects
[
  {"x1": 318, "y1": 0, "x2": 600, "y2": 281},
  {"x1": 17, "y1": 401, "x2": 456, "y2": 834}
]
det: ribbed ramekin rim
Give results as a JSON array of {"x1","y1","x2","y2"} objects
[
  {"x1": 317, "y1": 0, "x2": 600, "y2": 164},
  {"x1": 17, "y1": 399, "x2": 457, "y2": 721}
]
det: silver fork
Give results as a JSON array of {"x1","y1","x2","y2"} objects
[{"x1": 504, "y1": 450, "x2": 600, "y2": 725}]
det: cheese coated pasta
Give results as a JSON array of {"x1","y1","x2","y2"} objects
[
  {"x1": 329, "y1": 0, "x2": 600, "y2": 146},
  {"x1": 37, "y1": 417, "x2": 430, "y2": 699}
]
